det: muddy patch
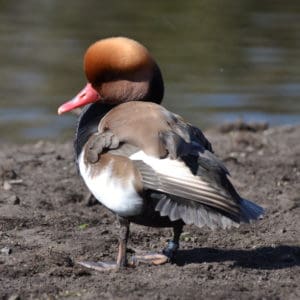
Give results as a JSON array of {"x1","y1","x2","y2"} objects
[{"x1": 0, "y1": 125, "x2": 299, "y2": 299}]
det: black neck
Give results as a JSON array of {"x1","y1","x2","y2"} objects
[
  {"x1": 74, "y1": 102, "x2": 115, "y2": 160},
  {"x1": 148, "y1": 63, "x2": 164, "y2": 104}
]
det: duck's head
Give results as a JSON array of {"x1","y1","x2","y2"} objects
[{"x1": 58, "y1": 37, "x2": 164, "y2": 114}]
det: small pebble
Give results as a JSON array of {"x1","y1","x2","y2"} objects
[
  {"x1": 8, "y1": 295, "x2": 20, "y2": 300},
  {"x1": 203, "y1": 263, "x2": 213, "y2": 271},
  {"x1": 7, "y1": 194, "x2": 20, "y2": 205},
  {"x1": 2, "y1": 169, "x2": 17, "y2": 180},
  {"x1": 13, "y1": 195, "x2": 20, "y2": 205},
  {"x1": 34, "y1": 140, "x2": 44, "y2": 148},
  {"x1": 3, "y1": 181, "x2": 12, "y2": 191},
  {"x1": 1, "y1": 246, "x2": 12, "y2": 255},
  {"x1": 278, "y1": 228, "x2": 286, "y2": 234}
]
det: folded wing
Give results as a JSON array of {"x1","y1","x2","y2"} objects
[{"x1": 90, "y1": 101, "x2": 264, "y2": 228}]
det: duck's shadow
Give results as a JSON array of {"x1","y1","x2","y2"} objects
[{"x1": 174, "y1": 245, "x2": 300, "y2": 269}]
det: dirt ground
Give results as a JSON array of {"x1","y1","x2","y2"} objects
[{"x1": 0, "y1": 123, "x2": 299, "y2": 300}]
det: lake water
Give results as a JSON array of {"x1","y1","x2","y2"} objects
[{"x1": 1, "y1": 0, "x2": 300, "y2": 143}]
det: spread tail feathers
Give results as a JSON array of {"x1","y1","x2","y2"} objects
[
  {"x1": 240, "y1": 198, "x2": 265, "y2": 223},
  {"x1": 155, "y1": 195, "x2": 264, "y2": 230}
]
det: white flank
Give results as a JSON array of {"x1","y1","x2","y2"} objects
[{"x1": 78, "y1": 152, "x2": 144, "y2": 217}]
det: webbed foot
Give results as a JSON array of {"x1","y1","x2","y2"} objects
[
  {"x1": 128, "y1": 241, "x2": 179, "y2": 266},
  {"x1": 129, "y1": 253, "x2": 169, "y2": 266}
]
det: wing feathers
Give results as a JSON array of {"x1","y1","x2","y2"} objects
[
  {"x1": 155, "y1": 196, "x2": 239, "y2": 229},
  {"x1": 159, "y1": 181, "x2": 239, "y2": 216},
  {"x1": 132, "y1": 155, "x2": 241, "y2": 220},
  {"x1": 160, "y1": 198, "x2": 173, "y2": 217},
  {"x1": 137, "y1": 152, "x2": 264, "y2": 227},
  {"x1": 169, "y1": 201, "x2": 180, "y2": 221}
]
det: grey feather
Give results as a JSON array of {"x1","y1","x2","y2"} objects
[
  {"x1": 169, "y1": 201, "x2": 180, "y2": 221},
  {"x1": 154, "y1": 194, "x2": 243, "y2": 229},
  {"x1": 160, "y1": 198, "x2": 173, "y2": 217}
]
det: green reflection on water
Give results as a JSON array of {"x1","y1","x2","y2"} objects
[{"x1": 0, "y1": 0, "x2": 299, "y2": 143}]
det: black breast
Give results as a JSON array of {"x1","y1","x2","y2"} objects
[{"x1": 74, "y1": 102, "x2": 115, "y2": 160}]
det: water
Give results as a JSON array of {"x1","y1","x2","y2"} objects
[{"x1": 1, "y1": 0, "x2": 300, "y2": 143}]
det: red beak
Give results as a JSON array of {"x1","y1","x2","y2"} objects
[{"x1": 58, "y1": 83, "x2": 100, "y2": 115}]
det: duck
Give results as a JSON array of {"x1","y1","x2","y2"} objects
[{"x1": 57, "y1": 37, "x2": 264, "y2": 271}]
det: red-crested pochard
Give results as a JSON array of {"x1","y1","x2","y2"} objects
[{"x1": 58, "y1": 37, "x2": 264, "y2": 271}]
